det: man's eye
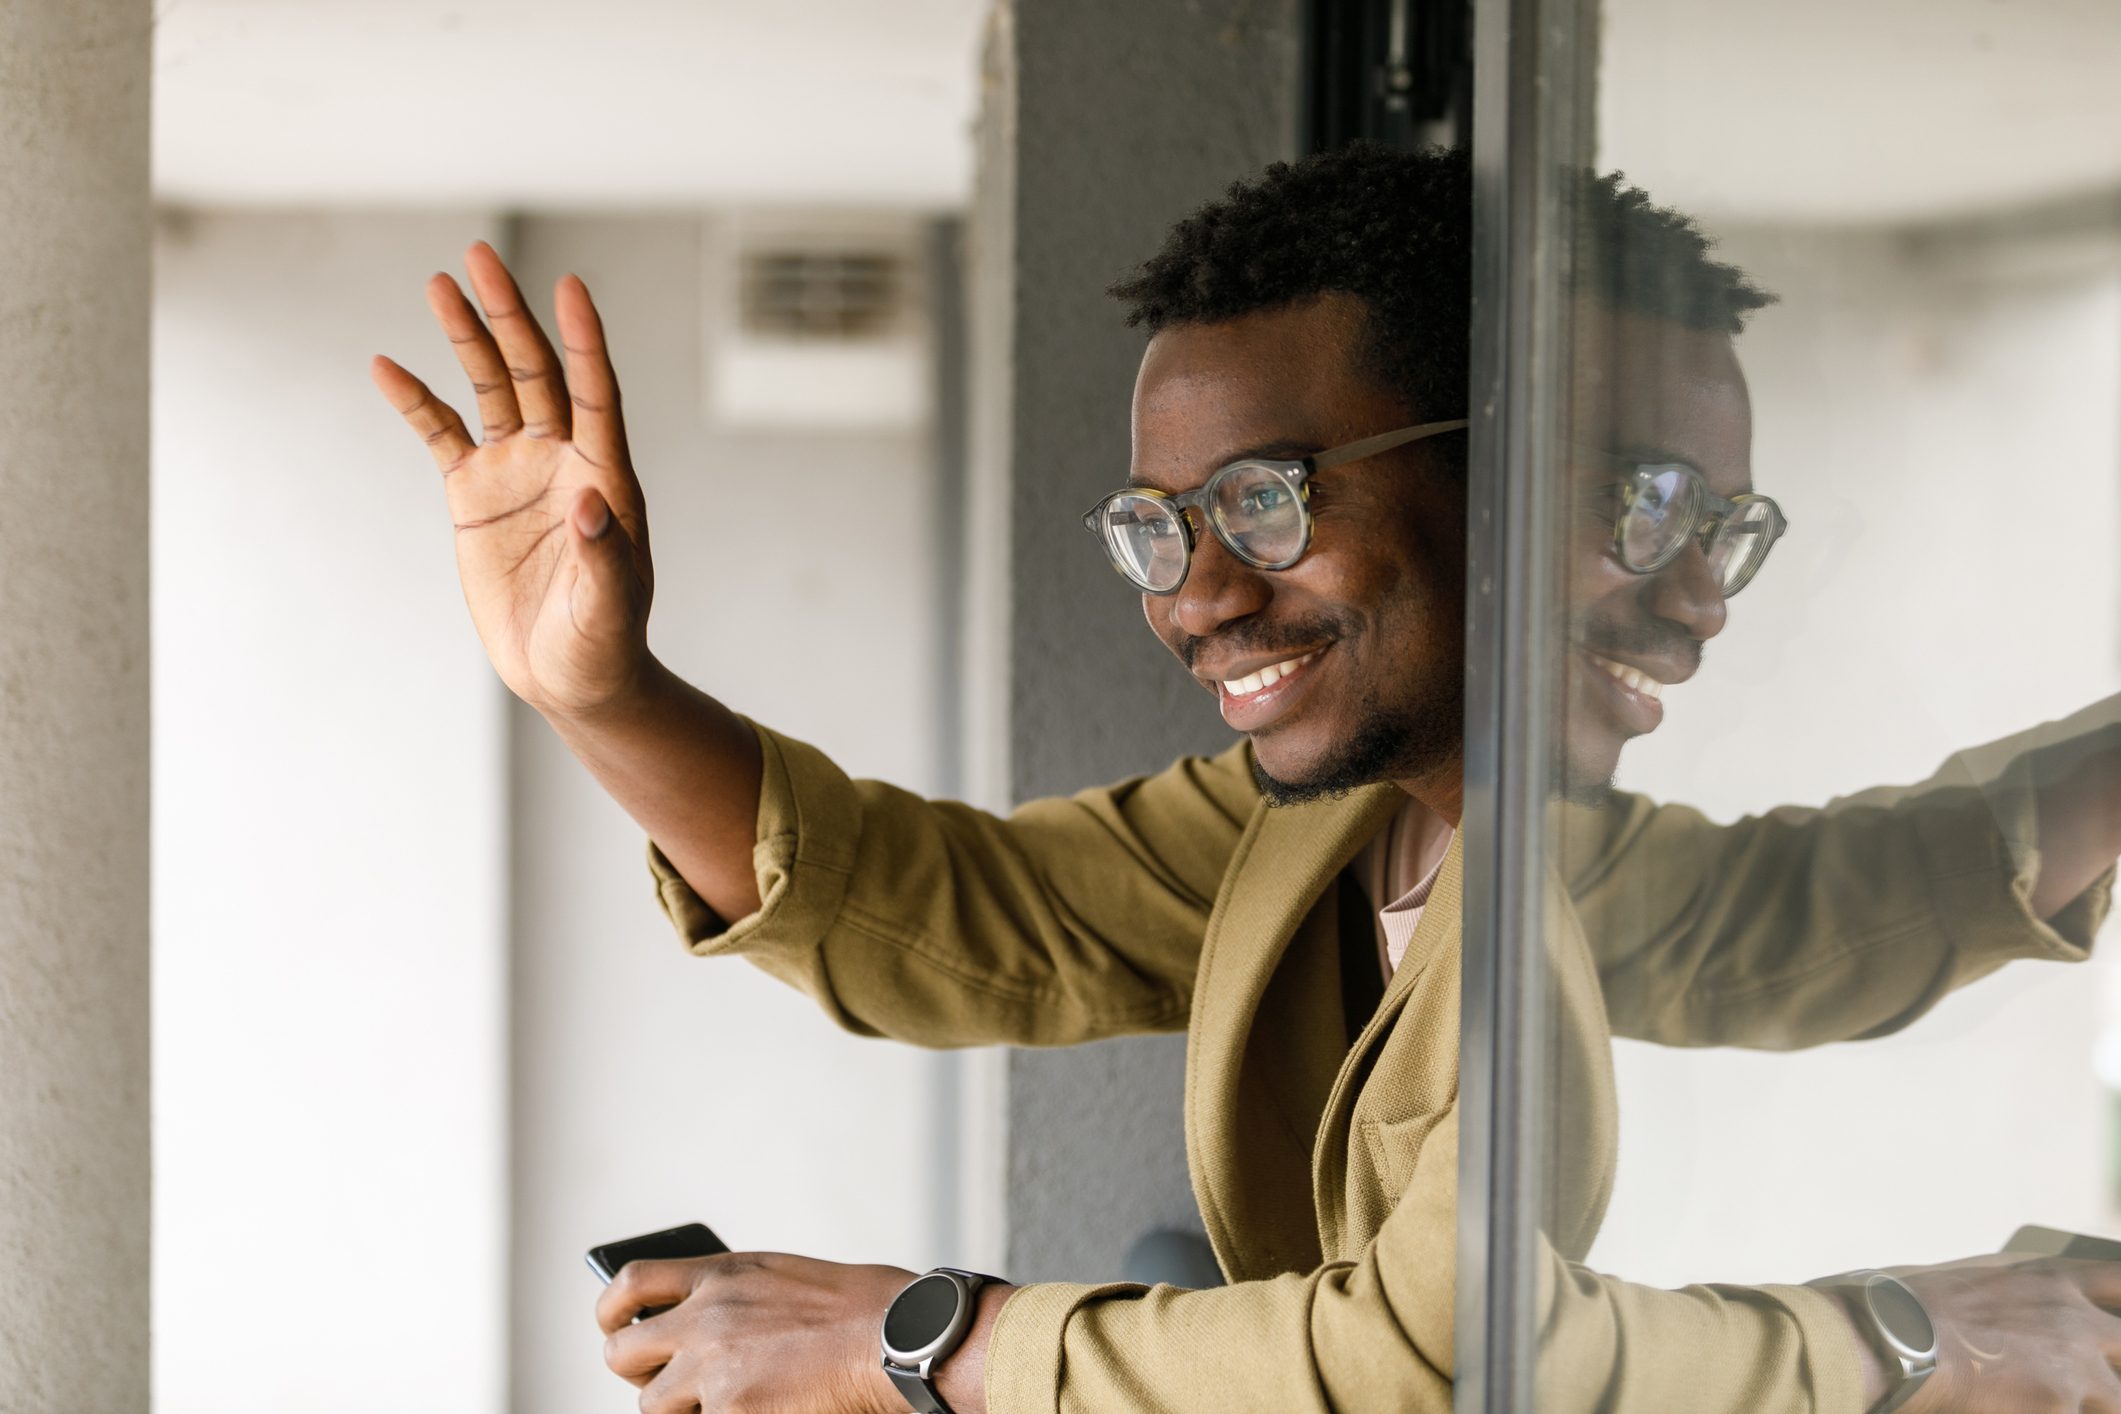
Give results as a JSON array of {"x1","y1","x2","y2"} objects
[{"x1": 1241, "y1": 487, "x2": 1289, "y2": 514}]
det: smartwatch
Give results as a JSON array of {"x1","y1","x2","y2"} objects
[
  {"x1": 1809, "y1": 1269, "x2": 1937, "y2": 1414},
  {"x1": 880, "y1": 1267, "x2": 996, "y2": 1414}
]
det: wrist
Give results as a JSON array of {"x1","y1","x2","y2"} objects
[
  {"x1": 931, "y1": 1280, "x2": 1009, "y2": 1414},
  {"x1": 539, "y1": 651, "x2": 671, "y2": 732},
  {"x1": 1810, "y1": 1270, "x2": 1938, "y2": 1414},
  {"x1": 1817, "y1": 1284, "x2": 1894, "y2": 1410},
  {"x1": 877, "y1": 1270, "x2": 1010, "y2": 1414}
]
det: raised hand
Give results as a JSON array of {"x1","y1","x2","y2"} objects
[{"x1": 372, "y1": 243, "x2": 653, "y2": 719}]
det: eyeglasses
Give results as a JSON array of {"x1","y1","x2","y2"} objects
[
  {"x1": 1081, "y1": 419, "x2": 1471, "y2": 594},
  {"x1": 1585, "y1": 455, "x2": 1788, "y2": 597}
]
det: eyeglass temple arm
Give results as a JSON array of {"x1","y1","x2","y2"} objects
[{"x1": 1308, "y1": 418, "x2": 1471, "y2": 471}]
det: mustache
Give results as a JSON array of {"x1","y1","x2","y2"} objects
[
  {"x1": 1178, "y1": 611, "x2": 1353, "y2": 672},
  {"x1": 1572, "y1": 614, "x2": 1705, "y2": 674}
]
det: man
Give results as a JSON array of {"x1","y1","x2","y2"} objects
[{"x1": 374, "y1": 144, "x2": 2120, "y2": 1412}]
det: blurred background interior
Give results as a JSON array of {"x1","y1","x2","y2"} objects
[
  {"x1": 12, "y1": 0, "x2": 2111, "y2": 1408},
  {"x1": 152, "y1": 3, "x2": 989, "y2": 1410}
]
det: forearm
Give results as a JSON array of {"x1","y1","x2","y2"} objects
[{"x1": 543, "y1": 656, "x2": 765, "y2": 921}]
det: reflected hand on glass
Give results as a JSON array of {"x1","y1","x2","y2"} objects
[
  {"x1": 371, "y1": 242, "x2": 654, "y2": 719},
  {"x1": 1829, "y1": 1255, "x2": 2121, "y2": 1412},
  {"x1": 596, "y1": 1251, "x2": 1007, "y2": 1414}
]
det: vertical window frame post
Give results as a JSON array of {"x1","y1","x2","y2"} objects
[{"x1": 1456, "y1": 0, "x2": 1596, "y2": 1407}]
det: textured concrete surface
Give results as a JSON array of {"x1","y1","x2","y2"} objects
[
  {"x1": 0, "y1": 0, "x2": 152, "y2": 1407},
  {"x1": 972, "y1": 0, "x2": 1302, "y2": 1283}
]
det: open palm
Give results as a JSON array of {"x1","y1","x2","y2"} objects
[{"x1": 372, "y1": 242, "x2": 653, "y2": 717}]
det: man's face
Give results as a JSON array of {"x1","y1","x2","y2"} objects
[
  {"x1": 1561, "y1": 300, "x2": 1755, "y2": 793},
  {"x1": 1131, "y1": 293, "x2": 1468, "y2": 805}
]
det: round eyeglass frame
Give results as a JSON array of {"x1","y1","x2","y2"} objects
[
  {"x1": 1081, "y1": 418, "x2": 1471, "y2": 595},
  {"x1": 1606, "y1": 460, "x2": 1789, "y2": 598}
]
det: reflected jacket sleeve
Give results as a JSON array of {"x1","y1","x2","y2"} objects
[
  {"x1": 1565, "y1": 703, "x2": 2118, "y2": 1049},
  {"x1": 647, "y1": 719, "x2": 1258, "y2": 1047},
  {"x1": 984, "y1": 1108, "x2": 1869, "y2": 1414}
]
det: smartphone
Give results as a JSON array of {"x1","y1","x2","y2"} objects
[
  {"x1": 586, "y1": 1221, "x2": 731, "y2": 1319},
  {"x1": 2003, "y1": 1224, "x2": 2121, "y2": 1261}
]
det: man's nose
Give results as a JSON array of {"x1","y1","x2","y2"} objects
[
  {"x1": 1640, "y1": 539, "x2": 1728, "y2": 642},
  {"x1": 1168, "y1": 522, "x2": 1271, "y2": 639}
]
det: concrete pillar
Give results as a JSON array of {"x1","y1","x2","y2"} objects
[
  {"x1": 966, "y1": 0, "x2": 1303, "y2": 1283},
  {"x1": 0, "y1": 0, "x2": 152, "y2": 1408}
]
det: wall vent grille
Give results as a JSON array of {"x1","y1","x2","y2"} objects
[{"x1": 738, "y1": 248, "x2": 907, "y2": 340}]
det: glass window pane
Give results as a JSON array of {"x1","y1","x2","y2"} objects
[{"x1": 1500, "y1": 4, "x2": 2121, "y2": 1410}]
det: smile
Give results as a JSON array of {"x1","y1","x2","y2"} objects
[
  {"x1": 1218, "y1": 650, "x2": 1322, "y2": 699},
  {"x1": 1586, "y1": 651, "x2": 1665, "y2": 701},
  {"x1": 1213, "y1": 647, "x2": 1328, "y2": 733}
]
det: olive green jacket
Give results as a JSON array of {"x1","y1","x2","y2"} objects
[{"x1": 650, "y1": 715, "x2": 2111, "y2": 1414}]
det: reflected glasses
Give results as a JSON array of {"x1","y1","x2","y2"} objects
[
  {"x1": 1590, "y1": 458, "x2": 1788, "y2": 597},
  {"x1": 1082, "y1": 419, "x2": 1471, "y2": 594}
]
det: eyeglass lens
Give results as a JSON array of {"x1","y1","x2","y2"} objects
[
  {"x1": 1208, "y1": 463, "x2": 1306, "y2": 569},
  {"x1": 1618, "y1": 467, "x2": 1774, "y2": 595},
  {"x1": 1099, "y1": 493, "x2": 1191, "y2": 592},
  {"x1": 1098, "y1": 462, "x2": 1310, "y2": 592},
  {"x1": 1705, "y1": 498, "x2": 1778, "y2": 594}
]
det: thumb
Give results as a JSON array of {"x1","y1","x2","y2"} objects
[{"x1": 566, "y1": 486, "x2": 636, "y2": 639}]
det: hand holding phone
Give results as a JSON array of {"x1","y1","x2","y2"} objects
[{"x1": 586, "y1": 1222, "x2": 731, "y2": 1320}]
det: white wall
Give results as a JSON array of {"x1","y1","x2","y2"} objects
[
  {"x1": 152, "y1": 211, "x2": 511, "y2": 1412},
  {"x1": 1587, "y1": 219, "x2": 2121, "y2": 1287}
]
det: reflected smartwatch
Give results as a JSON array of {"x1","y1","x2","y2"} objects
[
  {"x1": 1808, "y1": 1269, "x2": 1938, "y2": 1413},
  {"x1": 880, "y1": 1267, "x2": 998, "y2": 1414}
]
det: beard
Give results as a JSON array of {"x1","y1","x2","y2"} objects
[{"x1": 1251, "y1": 667, "x2": 1462, "y2": 807}]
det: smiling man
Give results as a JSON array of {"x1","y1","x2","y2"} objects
[{"x1": 377, "y1": 143, "x2": 2120, "y2": 1413}]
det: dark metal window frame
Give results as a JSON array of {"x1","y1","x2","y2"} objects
[
  {"x1": 1305, "y1": 0, "x2": 1597, "y2": 1405},
  {"x1": 1303, "y1": 0, "x2": 1472, "y2": 154},
  {"x1": 1457, "y1": 0, "x2": 1597, "y2": 1407}
]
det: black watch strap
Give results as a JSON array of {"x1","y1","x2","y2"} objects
[{"x1": 884, "y1": 1363, "x2": 954, "y2": 1414}]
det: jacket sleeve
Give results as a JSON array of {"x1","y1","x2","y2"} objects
[
  {"x1": 1564, "y1": 701, "x2": 2117, "y2": 1049},
  {"x1": 983, "y1": 1108, "x2": 1868, "y2": 1414},
  {"x1": 647, "y1": 719, "x2": 1260, "y2": 1048}
]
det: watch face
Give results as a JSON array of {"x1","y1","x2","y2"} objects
[
  {"x1": 884, "y1": 1273, "x2": 963, "y2": 1357},
  {"x1": 1867, "y1": 1276, "x2": 1937, "y2": 1356}
]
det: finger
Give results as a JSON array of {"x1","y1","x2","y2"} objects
[
  {"x1": 464, "y1": 241, "x2": 571, "y2": 441},
  {"x1": 424, "y1": 272, "x2": 522, "y2": 440},
  {"x1": 2066, "y1": 1259, "x2": 2121, "y2": 1312},
  {"x1": 370, "y1": 356, "x2": 475, "y2": 472},
  {"x1": 554, "y1": 274, "x2": 630, "y2": 473},
  {"x1": 597, "y1": 1258, "x2": 703, "y2": 1335},
  {"x1": 638, "y1": 1360, "x2": 702, "y2": 1414},
  {"x1": 602, "y1": 1314, "x2": 673, "y2": 1385},
  {"x1": 566, "y1": 487, "x2": 639, "y2": 640}
]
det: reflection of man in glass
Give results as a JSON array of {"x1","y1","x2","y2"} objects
[{"x1": 375, "y1": 143, "x2": 2120, "y2": 1412}]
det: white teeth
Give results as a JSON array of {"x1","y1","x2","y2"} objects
[
  {"x1": 1222, "y1": 650, "x2": 1318, "y2": 697},
  {"x1": 1590, "y1": 653, "x2": 1664, "y2": 701}
]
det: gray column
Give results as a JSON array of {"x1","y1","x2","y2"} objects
[
  {"x1": 967, "y1": 0, "x2": 1303, "y2": 1283},
  {"x1": 0, "y1": 2, "x2": 152, "y2": 1407}
]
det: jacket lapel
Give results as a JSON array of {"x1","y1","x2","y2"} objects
[
  {"x1": 1309, "y1": 831, "x2": 1464, "y2": 1255},
  {"x1": 1185, "y1": 783, "x2": 1401, "y2": 1283}
]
